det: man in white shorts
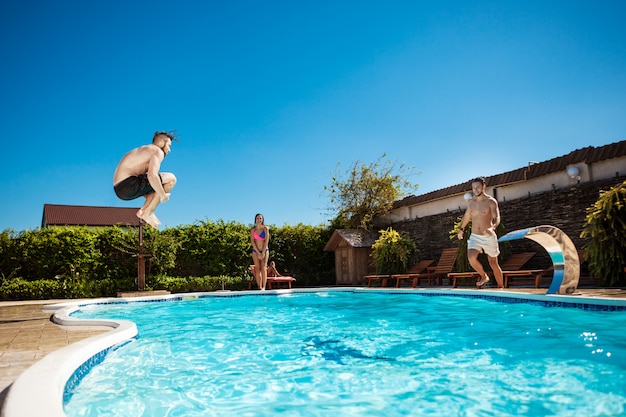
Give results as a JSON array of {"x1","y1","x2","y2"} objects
[{"x1": 457, "y1": 177, "x2": 504, "y2": 288}]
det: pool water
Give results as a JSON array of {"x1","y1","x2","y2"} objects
[{"x1": 66, "y1": 292, "x2": 626, "y2": 416}]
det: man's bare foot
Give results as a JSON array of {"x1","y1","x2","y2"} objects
[
  {"x1": 476, "y1": 276, "x2": 490, "y2": 288},
  {"x1": 137, "y1": 211, "x2": 161, "y2": 228}
]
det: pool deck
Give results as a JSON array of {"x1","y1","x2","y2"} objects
[
  {"x1": 1, "y1": 287, "x2": 625, "y2": 411},
  {"x1": 0, "y1": 300, "x2": 108, "y2": 409}
]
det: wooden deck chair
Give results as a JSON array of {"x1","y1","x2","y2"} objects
[
  {"x1": 364, "y1": 273, "x2": 392, "y2": 288},
  {"x1": 390, "y1": 260, "x2": 435, "y2": 288},
  {"x1": 500, "y1": 252, "x2": 551, "y2": 288},
  {"x1": 449, "y1": 252, "x2": 536, "y2": 288},
  {"x1": 408, "y1": 248, "x2": 459, "y2": 287},
  {"x1": 248, "y1": 265, "x2": 296, "y2": 290}
]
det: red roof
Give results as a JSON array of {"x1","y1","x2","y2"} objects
[
  {"x1": 394, "y1": 139, "x2": 626, "y2": 208},
  {"x1": 42, "y1": 204, "x2": 141, "y2": 227}
]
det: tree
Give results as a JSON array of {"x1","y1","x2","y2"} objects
[
  {"x1": 324, "y1": 154, "x2": 419, "y2": 230},
  {"x1": 580, "y1": 179, "x2": 626, "y2": 286}
]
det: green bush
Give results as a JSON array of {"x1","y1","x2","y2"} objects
[
  {"x1": 146, "y1": 274, "x2": 250, "y2": 293},
  {"x1": 581, "y1": 180, "x2": 626, "y2": 286},
  {"x1": 371, "y1": 228, "x2": 416, "y2": 274},
  {"x1": 0, "y1": 275, "x2": 252, "y2": 301},
  {"x1": 0, "y1": 278, "x2": 64, "y2": 300},
  {"x1": 269, "y1": 223, "x2": 335, "y2": 286},
  {"x1": 0, "y1": 220, "x2": 335, "y2": 300},
  {"x1": 164, "y1": 220, "x2": 251, "y2": 278}
]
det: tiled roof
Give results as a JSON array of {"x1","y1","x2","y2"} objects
[
  {"x1": 394, "y1": 139, "x2": 626, "y2": 208},
  {"x1": 323, "y1": 229, "x2": 379, "y2": 251},
  {"x1": 42, "y1": 204, "x2": 141, "y2": 227}
]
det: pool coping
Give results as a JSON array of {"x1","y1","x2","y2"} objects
[{"x1": 3, "y1": 287, "x2": 626, "y2": 417}]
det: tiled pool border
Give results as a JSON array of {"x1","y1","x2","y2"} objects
[
  {"x1": 3, "y1": 287, "x2": 626, "y2": 417},
  {"x1": 73, "y1": 287, "x2": 626, "y2": 311}
]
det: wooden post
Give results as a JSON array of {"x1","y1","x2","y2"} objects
[{"x1": 137, "y1": 219, "x2": 146, "y2": 291}]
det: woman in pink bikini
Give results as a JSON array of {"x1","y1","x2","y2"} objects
[{"x1": 250, "y1": 213, "x2": 270, "y2": 290}]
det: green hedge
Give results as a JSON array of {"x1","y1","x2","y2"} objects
[
  {"x1": 0, "y1": 275, "x2": 251, "y2": 300},
  {"x1": 0, "y1": 221, "x2": 335, "y2": 301}
]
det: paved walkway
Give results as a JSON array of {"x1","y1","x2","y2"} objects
[
  {"x1": 0, "y1": 300, "x2": 107, "y2": 408},
  {"x1": 1, "y1": 288, "x2": 625, "y2": 411}
]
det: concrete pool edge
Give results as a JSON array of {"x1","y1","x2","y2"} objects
[
  {"x1": 3, "y1": 287, "x2": 626, "y2": 417},
  {"x1": 1, "y1": 300, "x2": 138, "y2": 417}
]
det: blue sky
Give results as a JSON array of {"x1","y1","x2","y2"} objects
[{"x1": 2, "y1": 1, "x2": 625, "y2": 231}]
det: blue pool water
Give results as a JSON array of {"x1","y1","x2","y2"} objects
[{"x1": 66, "y1": 291, "x2": 626, "y2": 416}]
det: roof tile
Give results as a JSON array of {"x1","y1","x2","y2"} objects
[
  {"x1": 42, "y1": 204, "x2": 141, "y2": 227},
  {"x1": 394, "y1": 139, "x2": 626, "y2": 208}
]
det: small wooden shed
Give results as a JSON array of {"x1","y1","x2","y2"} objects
[{"x1": 323, "y1": 229, "x2": 379, "y2": 286}]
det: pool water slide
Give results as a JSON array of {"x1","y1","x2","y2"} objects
[{"x1": 498, "y1": 225, "x2": 580, "y2": 295}]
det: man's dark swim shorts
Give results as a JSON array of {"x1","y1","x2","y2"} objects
[{"x1": 114, "y1": 174, "x2": 160, "y2": 200}]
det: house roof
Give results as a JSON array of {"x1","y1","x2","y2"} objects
[
  {"x1": 42, "y1": 204, "x2": 141, "y2": 227},
  {"x1": 323, "y1": 229, "x2": 379, "y2": 251},
  {"x1": 394, "y1": 139, "x2": 626, "y2": 208}
]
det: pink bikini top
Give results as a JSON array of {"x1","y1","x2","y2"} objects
[{"x1": 253, "y1": 230, "x2": 266, "y2": 240}]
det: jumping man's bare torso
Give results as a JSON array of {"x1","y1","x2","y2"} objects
[
  {"x1": 467, "y1": 195, "x2": 498, "y2": 235},
  {"x1": 113, "y1": 145, "x2": 160, "y2": 185}
]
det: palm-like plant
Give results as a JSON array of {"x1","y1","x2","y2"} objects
[
  {"x1": 581, "y1": 180, "x2": 626, "y2": 286},
  {"x1": 371, "y1": 228, "x2": 417, "y2": 274}
]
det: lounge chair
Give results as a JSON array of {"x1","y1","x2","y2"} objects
[
  {"x1": 248, "y1": 265, "x2": 296, "y2": 290},
  {"x1": 405, "y1": 248, "x2": 459, "y2": 287},
  {"x1": 448, "y1": 252, "x2": 537, "y2": 288},
  {"x1": 504, "y1": 267, "x2": 549, "y2": 288},
  {"x1": 390, "y1": 260, "x2": 435, "y2": 288},
  {"x1": 364, "y1": 273, "x2": 392, "y2": 288}
]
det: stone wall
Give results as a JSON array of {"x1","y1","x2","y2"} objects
[{"x1": 392, "y1": 175, "x2": 626, "y2": 270}]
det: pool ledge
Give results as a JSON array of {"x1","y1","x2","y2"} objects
[
  {"x1": 1, "y1": 301, "x2": 137, "y2": 417},
  {"x1": 357, "y1": 287, "x2": 626, "y2": 309}
]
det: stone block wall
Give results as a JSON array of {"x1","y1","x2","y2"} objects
[{"x1": 392, "y1": 175, "x2": 625, "y2": 270}]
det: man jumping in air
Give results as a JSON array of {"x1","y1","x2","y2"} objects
[{"x1": 113, "y1": 131, "x2": 177, "y2": 228}]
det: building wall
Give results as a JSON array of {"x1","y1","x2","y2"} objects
[
  {"x1": 391, "y1": 175, "x2": 626, "y2": 270},
  {"x1": 385, "y1": 155, "x2": 626, "y2": 223}
]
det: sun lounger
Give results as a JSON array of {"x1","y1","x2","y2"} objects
[
  {"x1": 364, "y1": 274, "x2": 392, "y2": 288},
  {"x1": 390, "y1": 260, "x2": 435, "y2": 288},
  {"x1": 266, "y1": 276, "x2": 296, "y2": 289},
  {"x1": 248, "y1": 265, "x2": 296, "y2": 289},
  {"x1": 501, "y1": 252, "x2": 554, "y2": 289},
  {"x1": 247, "y1": 276, "x2": 296, "y2": 289},
  {"x1": 405, "y1": 248, "x2": 459, "y2": 287},
  {"x1": 503, "y1": 268, "x2": 549, "y2": 288},
  {"x1": 448, "y1": 252, "x2": 537, "y2": 288}
]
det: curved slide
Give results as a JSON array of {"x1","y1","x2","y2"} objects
[{"x1": 498, "y1": 225, "x2": 580, "y2": 295}]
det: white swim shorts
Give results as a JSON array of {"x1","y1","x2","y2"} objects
[{"x1": 467, "y1": 232, "x2": 500, "y2": 257}]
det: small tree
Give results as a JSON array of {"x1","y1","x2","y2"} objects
[
  {"x1": 449, "y1": 217, "x2": 471, "y2": 272},
  {"x1": 580, "y1": 180, "x2": 626, "y2": 287},
  {"x1": 325, "y1": 154, "x2": 419, "y2": 230},
  {"x1": 371, "y1": 228, "x2": 417, "y2": 274}
]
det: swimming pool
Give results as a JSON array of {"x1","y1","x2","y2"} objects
[{"x1": 59, "y1": 290, "x2": 626, "y2": 417}]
